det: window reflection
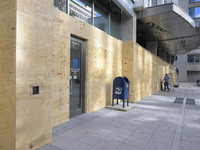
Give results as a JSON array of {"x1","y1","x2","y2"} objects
[
  {"x1": 54, "y1": 0, "x2": 122, "y2": 39},
  {"x1": 69, "y1": 0, "x2": 92, "y2": 24},
  {"x1": 189, "y1": 0, "x2": 200, "y2": 3},
  {"x1": 110, "y1": 16, "x2": 121, "y2": 39},
  {"x1": 94, "y1": 4, "x2": 109, "y2": 34},
  {"x1": 188, "y1": 55, "x2": 200, "y2": 63},
  {"x1": 189, "y1": 7, "x2": 200, "y2": 18},
  {"x1": 54, "y1": 0, "x2": 67, "y2": 13}
]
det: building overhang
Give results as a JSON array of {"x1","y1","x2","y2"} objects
[
  {"x1": 113, "y1": 0, "x2": 134, "y2": 17},
  {"x1": 137, "y1": 3, "x2": 199, "y2": 55}
]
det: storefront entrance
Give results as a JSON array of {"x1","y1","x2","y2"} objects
[{"x1": 70, "y1": 37, "x2": 85, "y2": 117}]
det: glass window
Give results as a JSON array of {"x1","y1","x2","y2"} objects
[
  {"x1": 189, "y1": 7, "x2": 200, "y2": 18},
  {"x1": 94, "y1": 4, "x2": 109, "y2": 34},
  {"x1": 145, "y1": 0, "x2": 151, "y2": 7},
  {"x1": 110, "y1": 1, "x2": 121, "y2": 39},
  {"x1": 69, "y1": 0, "x2": 92, "y2": 24},
  {"x1": 195, "y1": 55, "x2": 200, "y2": 62},
  {"x1": 54, "y1": 0, "x2": 67, "y2": 13},
  {"x1": 189, "y1": 0, "x2": 200, "y2": 3},
  {"x1": 188, "y1": 55, "x2": 195, "y2": 63},
  {"x1": 54, "y1": 0, "x2": 122, "y2": 39},
  {"x1": 110, "y1": 16, "x2": 121, "y2": 39}
]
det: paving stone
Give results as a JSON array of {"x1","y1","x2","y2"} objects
[
  {"x1": 145, "y1": 141, "x2": 171, "y2": 150},
  {"x1": 38, "y1": 145, "x2": 63, "y2": 150},
  {"x1": 95, "y1": 139, "x2": 122, "y2": 150},
  {"x1": 180, "y1": 140, "x2": 200, "y2": 150},
  {"x1": 39, "y1": 82, "x2": 200, "y2": 150},
  {"x1": 151, "y1": 134, "x2": 174, "y2": 145},
  {"x1": 125, "y1": 137, "x2": 149, "y2": 148},
  {"x1": 117, "y1": 144, "x2": 143, "y2": 150},
  {"x1": 77, "y1": 133, "x2": 104, "y2": 146}
]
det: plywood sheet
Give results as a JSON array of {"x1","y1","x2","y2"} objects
[
  {"x1": 122, "y1": 42, "x2": 134, "y2": 102},
  {"x1": 0, "y1": 0, "x2": 16, "y2": 149},
  {"x1": 52, "y1": 9, "x2": 70, "y2": 126},
  {"x1": 122, "y1": 42, "x2": 172, "y2": 103},
  {"x1": 16, "y1": 0, "x2": 54, "y2": 149},
  {"x1": 87, "y1": 27, "x2": 123, "y2": 113}
]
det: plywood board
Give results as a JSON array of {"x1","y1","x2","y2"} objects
[
  {"x1": 52, "y1": 9, "x2": 70, "y2": 127},
  {"x1": 16, "y1": 0, "x2": 54, "y2": 149},
  {"x1": 0, "y1": 0, "x2": 16, "y2": 149},
  {"x1": 122, "y1": 42, "x2": 173, "y2": 103},
  {"x1": 122, "y1": 42, "x2": 134, "y2": 102},
  {"x1": 87, "y1": 27, "x2": 123, "y2": 113}
]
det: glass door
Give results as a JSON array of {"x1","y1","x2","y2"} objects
[{"x1": 70, "y1": 37, "x2": 85, "y2": 117}]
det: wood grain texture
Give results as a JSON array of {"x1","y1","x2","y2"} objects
[
  {"x1": 52, "y1": 10, "x2": 123, "y2": 118},
  {"x1": 52, "y1": 10, "x2": 70, "y2": 127},
  {"x1": 87, "y1": 27, "x2": 123, "y2": 113},
  {"x1": 0, "y1": 0, "x2": 16, "y2": 150},
  {"x1": 16, "y1": 0, "x2": 54, "y2": 149},
  {"x1": 123, "y1": 42, "x2": 173, "y2": 102},
  {"x1": 122, "y1": 42, "x2": 134, "y2": 102}
]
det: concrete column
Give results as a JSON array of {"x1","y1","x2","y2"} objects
[
  {"x1": 121, "y1": 12, "x2": 137, "y2": 42},
  {"x1": 158, "y1": 50, "x2": 167, "y2": 61},
  {"x1": 146, "y1": 37, "x2": 158, "y2": 55},
  {"x1": 166, "y1": 52, "x2": 171, "y2": 64}
]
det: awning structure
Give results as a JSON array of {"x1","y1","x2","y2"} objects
[{"x1": 137, "y1": 3, "x2": 199, "y2": 55}]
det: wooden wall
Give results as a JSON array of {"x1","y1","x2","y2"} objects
[
  {"x1": 16, "y1": 0, "x2": 53, "y2": 149},
  {"x1": 123, "y1": 42, "x2": 172, "y2": 102},
  {"x1": 0, "y1": 0, "x2": 16, "y2": 150},
  {"x1": 122, "y1": 42, "x2": 134, "y2": 103},
  {"x1": 87, "y1": 26, "x2": 123, "y2": 113},
  {"x1": 0, "y1": 0, "x2": 176, "y2": 149},
  {"x1": 52, "y1": 9, "x2": 123, "y2": 125},
  {"x1": 52, "y1": 10, "x2": 70, "y2": 127}
]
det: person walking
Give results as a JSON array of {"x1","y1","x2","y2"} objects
[{"x1": 163, "y1": 74, "x2": 170, "y2": 92}]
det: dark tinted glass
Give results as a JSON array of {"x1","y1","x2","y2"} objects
[
  {"x1": 54, "y1": 0, "x2": 67, "y2": 12},
  {"x1": 189, "y1": 0, "x2": 200, "y2": 3},
  {"x1": 94, "y1": 4, "x2": 109, "y2": 34},
  {"x1": 189, "y1": 7, "x2": 200, "y2": 18},
  {"x1": 188, "y1": 55, "x2": 195, "y2": 63}
]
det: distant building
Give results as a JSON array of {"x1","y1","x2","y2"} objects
[
  {"x1": 175, "y1": 0, "x2": 200, "y2": 82},
  {"x1": 175, "y1": 49, "x2": 200, "y2": 82}
]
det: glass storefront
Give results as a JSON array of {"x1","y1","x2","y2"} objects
[
  {"x1": 54, "y1": 0, "x2": 122, "y2": 39},
  {"x1": 54, "y1": 0, "x2": 67, "y2": 12},
  {"x1": 110, "y1": 16, "x2": 121, "y2": 39},
  {"x1": 189, "y1": 0, "x2": 200, "y2": 3},
  {"x1": 189, "y1": 7, "x2": 200, "y2": 18},
  {"x1": 69, "y1": 0, "x2": 92, "y2": 24},
  {"x1": 94, "y1": 4, "x2": 109, "y2": 34},
  {"x1": 188, "y1": 55, "x2": 200, "y2": 63}
]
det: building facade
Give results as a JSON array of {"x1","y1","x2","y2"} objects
[
  {"x1": 175, "y1": 0, "x2": 200, "y2": 82},
  {"x1": 0, "y1": 0, "x2": 199, "y2": 150},
  {"x1": 175, "y1": 49, "x2": 200, "y2": 82}
]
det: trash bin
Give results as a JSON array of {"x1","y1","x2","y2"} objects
[{"x1": 112, "y1": 76, "x2": 129, "y2": 108}]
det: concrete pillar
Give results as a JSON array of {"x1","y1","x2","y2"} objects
[
  {"x1": 121, "y1": 12, "x2": 137, "y2": 42},
  {"x1": 146, "y1": 37, "x2": 158, "y2": 55},
  {"x1": 158, "y1": 50, "x2": 167, "y2": 61},
  {"x1": 166, "y1": 52, "x2": 171, "y2": 63}
]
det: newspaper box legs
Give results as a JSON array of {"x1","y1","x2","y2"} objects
[{"x1": 112, "y1": 77, "x2": 130, "y2": 108}]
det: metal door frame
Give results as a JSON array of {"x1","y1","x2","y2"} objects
[{"x1": 70, "y1": 37, "x2": 86, "y2": 117}]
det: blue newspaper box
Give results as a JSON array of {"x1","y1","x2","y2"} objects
[{"x1": 112, "y1": 77, "x2": 129, "y2": 108}]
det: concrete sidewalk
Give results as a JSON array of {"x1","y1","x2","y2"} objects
[{"x1": 39, "y1": 82, "x2": 200, "y2": 150}]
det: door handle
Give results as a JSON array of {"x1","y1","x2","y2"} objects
[{"x1": 70, "y1": 77, "x2": 72, "y2": 95}]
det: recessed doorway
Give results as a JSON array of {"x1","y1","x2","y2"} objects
[{"x1": 70, "y1": 37, "x2": 85, "y2": 118}]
